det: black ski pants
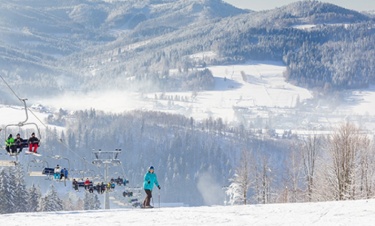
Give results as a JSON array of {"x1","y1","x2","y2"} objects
[
  {"x1": 6, "y1": 145, "x2": 16, "y2": 153},
  {"x1": 143, "y1": 189, "x2": 152, "y2": 207}
]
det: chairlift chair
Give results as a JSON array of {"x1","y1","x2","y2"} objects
[
  {"x1": 48, "y1": 155, "x2": 71, "y2": 186},
  {"x1": 27, "y1": 158, "x2": 49, "y2": 176},
  {"x1": 3, "y1": 99, "x2": 42, "y2": 161}
]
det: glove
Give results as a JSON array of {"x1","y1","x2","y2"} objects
[
  {"x1": 148, "y1": 181, "x2": 150, "y2": 184},
  {"x1": 157, "y1": 185, "x2": 161, "y2": 190}
]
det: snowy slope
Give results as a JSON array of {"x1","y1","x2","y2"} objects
[
  {"x1": 1, "y1": 199, "x2": 375, "y2": 226},
  {"x1": 3, "y1": 60, "x2": 375, "y2": 131},
  {"x1": 37, "y1": 61, "x2": 313, "y2": 122}
]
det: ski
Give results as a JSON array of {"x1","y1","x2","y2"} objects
[{"x1": 25, "y1": 151, "x2": 42, "y2": 156}]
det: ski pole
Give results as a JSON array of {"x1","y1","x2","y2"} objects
[{"x1": 158, "y1": 188, "x2": 160, "y2": 208}]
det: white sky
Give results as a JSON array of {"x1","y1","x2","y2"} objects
[
  {"x1": 0, "y1": 199, "x2": 375, "y2": 226},
  {"x1": 223, "y1": 0, "x2": 375, "y2": 12}
]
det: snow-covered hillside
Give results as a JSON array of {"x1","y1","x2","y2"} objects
[
  {"x1": 1, "y1": 199, "x2": 375, "y2": 226},
  {"x1": 36, "y1": 61, "x2": 312, "y2": 122},
  {"x1": 3, "y1": 60, "x2": 375, "y2": 133}
]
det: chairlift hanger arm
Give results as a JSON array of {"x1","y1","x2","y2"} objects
[
  {"x1": 3, "y1": 98, "x2": 42, "y2": 141},
  {"x1": 19, "y1": 98, "x2": 29, "y2": 126}
]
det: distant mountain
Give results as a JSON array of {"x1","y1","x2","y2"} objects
[
  {"x1": 0, "y1": 0, "x2": 247, "y2": 96},
  {"x1": 0, "y1": 0, "x2": 374, "y2": 98},
  {"x1": 278, "y1": 1, "x2": 368, "y2": 21},
  {"x1": 254, "y1": 1, "x2": 371, "y2": 27},
  {"x1": 70, "y1": 1, "x2": 374, "y2": 91}
]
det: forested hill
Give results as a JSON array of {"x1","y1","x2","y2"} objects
[
  {"x1": 210, "y1": 2, "x2": 375, "y2": 90},
  {"x1": 41, "y1": 109, "x2": 290, "y2": 206},
  {"x1": 0, "y1": 0, "x2": 374, "y2": 99},
  {"x1": 265, "y1": 1, "x2": 369, "y2": 24}
]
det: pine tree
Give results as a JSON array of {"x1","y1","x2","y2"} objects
[
  {"x1": 83, "y1": 192, "x2": 101, "y2": 210},
  {"x1": 40, "y1": 184, "x2": 63, "y2": 212},
  {"x1": 10, "y1": 165, "x2": 29, "y2": 213},
  {"x1": 0, "y1": 169, "x2": 10, "y2": 214},
  {"x1": 63, "y1": 192, "x2": 82, "y2": 211},
  {"x1": 27, "y1": 184, "x2": 42, "y2": 212},
  {"x1": 76, "y1": 198, "x2": 84, "y2": 210},
  {"x1": 7, "y1": 168, "x2": 18, "y2": 213}
]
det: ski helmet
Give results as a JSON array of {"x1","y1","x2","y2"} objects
[{"x1": 149, "y1": 166, "x2": 154, "y2": 170}]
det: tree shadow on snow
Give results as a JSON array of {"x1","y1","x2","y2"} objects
[{"x1": 214, "y1": 77, "x2": 242, "y2": 91}]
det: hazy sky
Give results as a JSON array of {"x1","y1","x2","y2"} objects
[{"x1": 223, "y1": 0, "x2": 375, "y2": 12}]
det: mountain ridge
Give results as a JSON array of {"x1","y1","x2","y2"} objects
[{"x1": 0, "y1": 0, "x2": 374, "y2": 97}]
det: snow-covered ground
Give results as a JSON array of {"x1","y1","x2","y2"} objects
[
  {"x1": 3, "y1": 60, "x2": 375, "y2": 132},
  {"x1": 0, "y1": 104, "x2": 47, "y2": 126},
  {"x1": 340, "y1": 86, "x2": 375, "y2": 115},
  {"x1": 1, "y1": 199, "x2": 375, "y2": 226},
  {"x1": 37, "y1": 61, "x2": 313, "y2": 122}
]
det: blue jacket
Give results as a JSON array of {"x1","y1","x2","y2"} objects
[{"x1": 143, "y1": 171, "x2": 159, "y2": 190}]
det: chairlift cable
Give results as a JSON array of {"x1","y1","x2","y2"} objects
[
  {"x1": 27, "y1": 108, "x2": 48, "y2": 129},
  {"x1": 1, "y1": 74, "x2": 106, "y2": 179},
  {"x1": 1, "y1": 74, "x2": 96, "y2": 173},
  {"x1": 25, "y1": 110, "x2": 102, "y2": 176},
  {"x1": 0, "y1": 74, "x2": 24, "y2": 103},
  {"x1": 57, "y1": 138, "x2": 100, "y2": 171}
]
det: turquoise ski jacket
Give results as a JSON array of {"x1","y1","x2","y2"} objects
[{"x1": 143, "y1": 171, "x2": 159, "y2": 190}]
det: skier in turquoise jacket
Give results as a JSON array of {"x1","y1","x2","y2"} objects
[{"x1": 142, "y1": 166, "x2": 161, "y2": 208}]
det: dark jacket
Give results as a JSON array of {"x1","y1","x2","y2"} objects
[
  {"x1": 28, "y1": 136, "x2": 40, "y2": 144},
  {"x1": 14, "y1": 137, "x2": 25, "y2": 146}
]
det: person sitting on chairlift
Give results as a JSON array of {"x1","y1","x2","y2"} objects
[
  {"x1": 72, "y1": 179, "x2": 79, "y2": 191},
  {"x1": 102, "y1": 182, "x2": 106, "y2": 194},
  {"x1": 96, "y1": 182, "x2": 102, "y2": 194},
  {"x1": 14, "y1": 133, "x2": 25, "y2": 154},
  {"x1": 28, "y1": 132, "x2": 40, "y2": 153},
  {"x1": 61, "y1": 168, "x2": 68, "y2": 180},
  {"x1": 84, "y1": 178, "x2": 91, "y2": 190},
  {"x1": 5, "y1": 134, "x2": 16, "y2": 154},
  {"x1": 54, "y1": 165, "x2": 61, "y2": 180}
]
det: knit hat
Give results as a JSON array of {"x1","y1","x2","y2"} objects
[{"x1": 149, "y1": 166, "x2": 154, "y2": 170}]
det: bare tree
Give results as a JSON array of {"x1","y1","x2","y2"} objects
[
  {"x1": 356, "y1": 138, "x2": 375, "y2": 199},
  {"x1": 226, "y1": 149, "x2": 251, "y2": 205},
  {"x1": 283, "y1": 140, "x2": 304, "y2": 203},
  {"x1": 252, "y1": 154, "x2": 273, "y2": 204},
  {"x1": 301, "y1": 133, "x2": 322, "y2": 201},
  {"x1": 327, "y1": 122, "x2": 370, "y2": 200}
]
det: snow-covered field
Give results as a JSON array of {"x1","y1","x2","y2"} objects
[
  {"x1": 36, "y1": 61, "x2": 313, "y2": 122},
  {"x1": 1, "y1": 199, "x2": 375, "y2": 226},
  {"x1": 0, "y1": 104, "x2": 46, "y2": 126},
  {"x1": 2, "y1": 60, "x2": 375, "y2": 131}
]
